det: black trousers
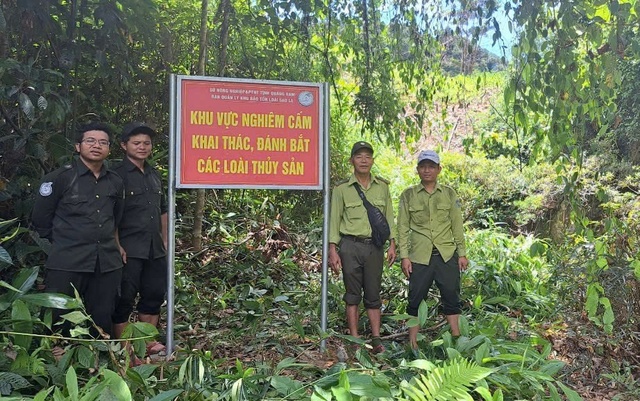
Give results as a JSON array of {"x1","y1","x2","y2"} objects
[
  {"x1": 45, "y1": 262, "x2": 122, "y2": 338},
  {"x1": 112, "y1": 256, "x2": 167, "y2": 324},
  {"x1": 407, "y1": 253, "x2": 461, "y2": 316}
]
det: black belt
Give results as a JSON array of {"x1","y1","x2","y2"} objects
[
  {"x1": 342, "y1": 235, "x2": 374, "y2": 244},
  {"x1": 432, "y1": 248, "x2": 440, "y2": 255}
]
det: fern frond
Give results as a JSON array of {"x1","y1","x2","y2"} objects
[{"x1": 400, "y1": 358, "x2": 494, "y2": 401}]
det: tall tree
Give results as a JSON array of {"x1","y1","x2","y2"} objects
[{"x1": 192, "y1": 0, "x2": 210, "y2": 253}]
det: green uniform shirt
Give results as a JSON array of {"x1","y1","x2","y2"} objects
[
  {"x1": 329, "y1": 174, "x2": 396, "y2": 245},
  {"x1": 397, "y1": 183, "x2": 466, "y2": 264}
]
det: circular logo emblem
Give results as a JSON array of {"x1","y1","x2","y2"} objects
[
  {"x1": 39, "y1": 182, "x2": 53, "y2": 197},
  {"x1": 298, "y1": 91, "x2": 314, "y2": 107}
]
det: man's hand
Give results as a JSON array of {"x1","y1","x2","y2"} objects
[
  {"x1": 458, "y1": 256, "x2": 469, "y2": 272},
  {"x1": 328, "y1": 244, "x2": 342, "y2": 275},
  {"x1": 119, "y1": 246, "x2": 127, "y2": 264},
  {"x1": 401, "y1": 258, "x2": 412, "y2": 279},
  {"x1": 386, "y1": 240, "x2": 397, "y2": 267}
]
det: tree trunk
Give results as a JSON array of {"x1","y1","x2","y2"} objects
[
  {"x1": 216, "y1": 0, "x2": 231, "y2": 76},
  {"x1": 191, "y1": 0, "x2": 209, "y2": 252}
]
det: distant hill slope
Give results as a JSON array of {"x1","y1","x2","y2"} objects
[
  {"x1": 413, "y1": 71, "x2": 506, "y2": 154},
  {"x1": 440, "y1": 34, "x2": 507, "y2": 75}
]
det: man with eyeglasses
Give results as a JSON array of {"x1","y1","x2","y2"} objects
[
  {"x1": 32, "y1": 122, "x2": 125, "y2": 342},
  {"x1": 329, "y1": 141, "x2": 396, "y2": 354},
  {"x1": 112, "y1": 122, "x2": 167, "y2": 360}
]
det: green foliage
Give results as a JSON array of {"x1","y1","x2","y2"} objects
[{"x1": 399, "y1": 358, "x2": 493, "y2": 401}]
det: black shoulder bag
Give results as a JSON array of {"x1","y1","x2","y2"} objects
[{"x1": 354, "y1": 184, "x2": 391, "y2": 248}]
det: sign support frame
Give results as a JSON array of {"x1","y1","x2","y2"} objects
[{"x1": 166, "y1": 75, "x2": 330, "y2": 355}]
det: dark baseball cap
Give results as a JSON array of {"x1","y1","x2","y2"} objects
[
  {"x1": 121, "y1": 122, "x2": 157, "y2": 142},
  {"x1": 351, "y1": 141, "x2": 374, "y2": 157}
]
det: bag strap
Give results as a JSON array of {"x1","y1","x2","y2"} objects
[{"x1": 353, "y1": 183, "x2": 367, "y2": 201}]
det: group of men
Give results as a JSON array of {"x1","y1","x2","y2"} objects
[
  {"x1": 31, "y1": 122, "x2": 167, "y2": 360},
  {"x1": 329, "y1": 141, "x2": 468, "y2": 353},
  {"x1": 30, "y1": 131, "x2": 463, "y2": 357}
]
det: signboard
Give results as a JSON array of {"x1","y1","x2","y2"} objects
[{"x1": 176, "y1": 76, "x2": 324, "y2": 189}]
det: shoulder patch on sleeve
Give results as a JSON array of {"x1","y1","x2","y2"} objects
[
  {"x1": 375, "y1": 175, "x2": 390, "y2": 184},
  {"x1": 39, "y1": 182, "x2": 53, "y2": 196},
  {"x1": 455, "y1": 198, "x2": 462, "y2": 208}
]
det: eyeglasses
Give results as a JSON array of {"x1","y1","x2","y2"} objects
[{"x1": 82, "y1": 138, "x2": 110, "y2": 147}]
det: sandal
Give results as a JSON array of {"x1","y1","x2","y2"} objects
[
  {"x1": 129, "y1": 355, "x2": 145, "y2": 367},
  {"x1": 370, "y1": 337, "x2": 385, "y2": 354},
  {"x1": 371, "y1": 343, "x2": 386, "y2": 354},
  {"x1": 146, "y1": 341, "x2": 166, "y2": 356}
]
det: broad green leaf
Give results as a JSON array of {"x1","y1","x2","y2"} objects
[
  {"x1": 539, "y1": 360, "x2": 565, "y2": 376},
  {"x1": 148, "y1": 389, "x2": 184, "y2": 401},
  {"x1": 0, "y1": 246, "x2": 12, "y2": 265},
  {"x1": 270, "y1": 375, "x2": 304, "y2": 397},
  {"x1": 123, "y1": 321, "x2": 159, "y2": 337},
  {"x1": 76, "y1": 345, "x2": 95, "y2": 369},
  {"x1": 276, "y1": 357, "x2": 297, "y2": 374},
  {"x1": 0, "y1": 372, "x2": 30, "y2": 394},
  {"x1": 595, "y1": 257, "x2": 607, "y2": 269},
  {"x1": 473, "y1": 294, "x2": 483, "y2": 308},
  {"x1": 585, "y1": 284, "x2": 599, "y2": 316},
  {"x1": 475, "y1": 342, "x2": 490, "y2": 365},
  {"x1": 600, "y1": 297, "x2": 615, "y2": 332},
  {"x1": 482, "y1": 353, "x2": 525, "y2": 363},
  {"x1": 78, "y1": 376, "x2": 108, "y2": 401},
  {"x1": 102, "y1": 369, "x2": 132, "y2": 401},
  {"x1": 557, "y1": 382, "x2": 584, "y2": 401},
  {"x1": 69, "y1": 326, "x2": 90, "y2": 337},
  {"x1": 0, "y1": 280, "x2": 20, "y2": 292},
  {"x1": 337, "y1": 370, "x2": 350, "y2": 392},
  {"x1": 61, "y1": 310, "x2": 90, "y2": 324},
  {"x1": 446, "y1": 347, "x2": 463, "y2": 359},
  {"x1": 548, "y1": 382, "x2": 562, "y2": 401},
  {"x1": 528, "y1": 241, "x2": 546, "y2": 257},
  {"x1": 405, "y1": 359, "x2": 436, "y2": 371},
  {"x1": 417, "y1": 300, "x2": 429, "y2": 327},
  {"x1": 33, "y1": 386, "x2": 55, "y2": 401},
  {"x1": 311, "y1": 386, "x2": 332, "y2": 401},
  {"x1": 11, "y1": 267, "x2": 39, "y2": 296},
  {"x1": 18, "y1": 92, "x2": 35, "y2": 120},
  {"x1": 474, "y1": 386, "x2": 493, "y2": 401},
  {"x1": 632, "y1": 259, "x2": 640, "y2": 279},
  {"x1": 11, "y1": 299, "x2": 32, "y2": 350},
  {"x1": 21, "y1": 292, "x2": 82, "y2": 309},
  {"x1": 66, "y1": 366, "x2": 79, "y2": 401},
  {"x1": 331, "y1": 386, "x2": 351, "y2": 401}
]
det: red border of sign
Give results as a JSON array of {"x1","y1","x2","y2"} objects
[{"x1": 175, "y1": 76, "x2": 324, "y2": 189}]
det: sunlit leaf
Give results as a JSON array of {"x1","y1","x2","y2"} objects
[
  {"x1": 18, "y1": 93, "x2": 35, "y2": 120},
  {"x1": 103, "y1": 369, "x2": 132, "y2": 401},
  {"x1": 21, "y1": 292, "x2": 81, "y2": 309},
  {"x1": 66, "y1": 366, "x2": 79, "y2": 401},
  {"x1": 147, "y1": 389, "x2": 184, "y2": 401}
]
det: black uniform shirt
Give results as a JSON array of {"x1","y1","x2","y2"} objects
[
  {"x1": 31, "y1": 158, "x2": 125, "y2": 273},
  {"x1": 113, "y1": 157, "x2": 167, "y2": 260}
]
